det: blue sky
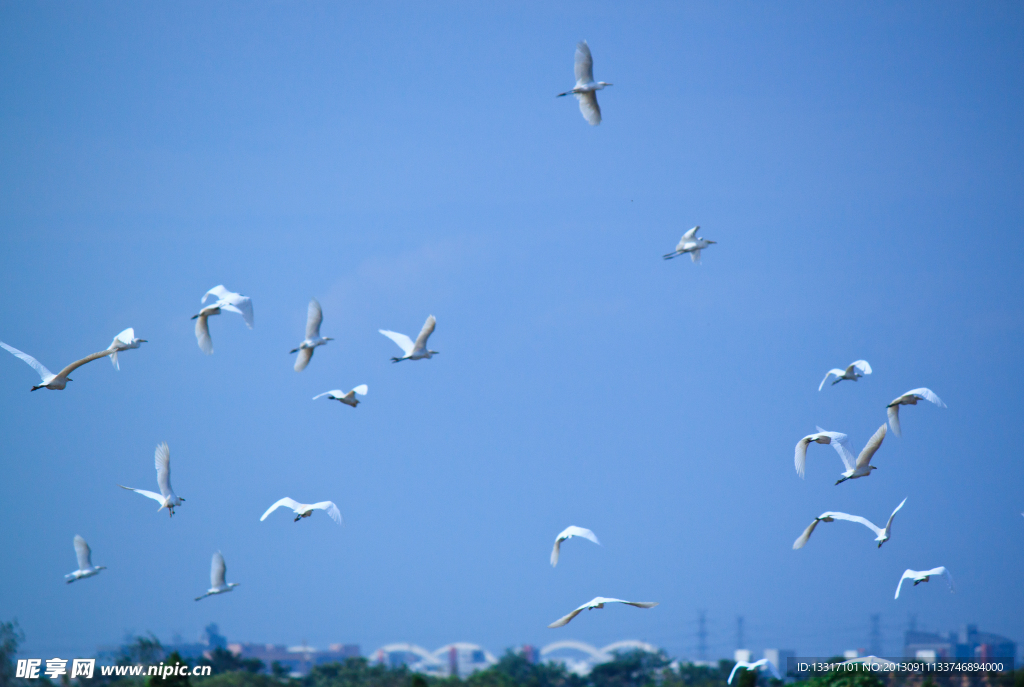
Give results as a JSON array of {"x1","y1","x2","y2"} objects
[{"x1": 1, "y1": 1, "x2": 1022, "y2": 663}]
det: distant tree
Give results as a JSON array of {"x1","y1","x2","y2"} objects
[
  {"x1": 120, "y1": 635, "x2": 164, "y2": 666},
  {"x1": 198, "y1": 649, "x2": 264, "y2": 676},
  {"x1": 303, "y1": 657, "x2": 409, "y2": 687},
  {"x1": 270, "y1": 664, "x2": 290, "y2": 680},
  {"x1": 663, "y1": 660, "x2": 730, "y2": 687},
  {"x1": 0, "y1": 620, "x2": 25, "y2": 687},
  {"x1": 194, "y1": 672, "x2": 283, "y2": 687},
  {"x1": 588, "y1": 650, "x2": 671, "y2": 687},
  {"x1": 148, "y1": 652, "x2": 191, "y2": 687}
]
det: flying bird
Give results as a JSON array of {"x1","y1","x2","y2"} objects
[
  {"x1": 107, "y1": 328, "x2": 146, "y2": 370},
  {"x1": 260, "y1": 497, "x2": 343, "y2": 525},
  {"x1": 290, "y1": 298, "x2": 333, "y2": 371},
  {"x1": 191, "y1": 286, "x2": 252, "y2": 355},
  {"x1": 195, "y1": 552, "x2": 240, "y2": 601},
  {"x1": 547, "y1": 597, "x2": 658, "y2": 628},
  {"x1": 551, "y1": 526, "x2": 601, "y2": 567},
  {"x1": 887, "y1": 388, "x2": 946, "y2": 438},
  {"x1": 895, "y1": 567, "x2": 953, "y2": 599},
  {"x1": 557, "y1": 41, "x2": 612, "y2": 126},
  {"x1": 65, "y1": 536, "x2": 106, "y2": 584},
  {"x1": 728, "y1": 659, "x2": 781, "y2": 685},
  {"x1": 662, "y1": 226, "x2": 717, "y2": 263},
  {"x1": 202, "y1": 285, "x2": 254, "y2": 328},
  {"x1": 1, "y1": 341, "x2": 113, "y2": 391},
  {"x1": 819, "y1": 360, "x2": 872, "y2": 391},
  {"x1": 835, "y1": 424, "x2": 887, "y2": 485},
  {"x1": 118, "y1": 442, "x2": 185, "y2": 517},
  {"x1": 794, "y1": 427, "x2": 854, "y2": 479},
  {"x1": 313, "y1": 385, "x2": 368, "y2": 408},
  {"x1": 379, "y1": 315, "x2": 438, "y2": 363},
  {"x1": 793, "y1": 498, "x2": 907, "y2": 549}
]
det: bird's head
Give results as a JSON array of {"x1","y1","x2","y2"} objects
[
  {"x1": 325, "y1": 337, "x2": 335, "y2": 342},
  {"x1": 66, "y1": 378, "x2": 73, "y2": 383},
  {"x1": 870, "y1": 465, "x2": 878, "y2": 471},
  {"x1": 97, "y1": 565, "x2": 107, "y2": 571}
]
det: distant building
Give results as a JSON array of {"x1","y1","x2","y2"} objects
[
  {"x1": 734, "y1": 650, "x2": 752, "y2": 664},
  {"x1": 227, "y1": 643, "x2": 360, "y2": 676},
  {"x1": 904, "y1": 625, "x2": 1016, "y2": 660},
  {"x1": 763, "y1": 649, "x2": 795, "y2": 678}
]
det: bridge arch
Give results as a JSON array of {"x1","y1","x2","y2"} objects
[{"x1": 600, "y1": 640, "x2": 661, "y2": 656}]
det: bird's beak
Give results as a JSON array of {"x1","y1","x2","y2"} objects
[
  {"x1": 139, "y1": 339, "x2": 148, "y2": 343},
  {"x1": 708, "y1": 240, "x2": 717, "y2": 244}
]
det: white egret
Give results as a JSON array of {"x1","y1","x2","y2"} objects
[
  {"x1": 895, "y1": 567, "x2": 953, "y2": 599},
  {"x1": 557, "y1": 41, "x2": 612, "y2": 126},
  {"x1": 192, "y1": 286, "x2": 253, "y2": 355},
  {"x1": 0, "y1": 341, "x2": 113, "y2": 391},
  {"x1": 290, "y1": 298, "x2": 333, "y2": 371},
  {"x1": 794, "y1": 427, "x2": 854, "y2": 479},
  {"x1": 65, "y1": 535, "x2": 106, "y2": 584},
  {"x1": 202, "y1": 285, "x2": 254, "y2": 328},
  {"x1": 118, "y1": 442, "x2": 185, "y2": 517},
  {"x1": 819, "y1": 360, "x2": 872, "y2": 390},
  {"x1": 550, "y1": 526, "x2": 601, "y2": 567},
  {"x1": 728, "y1": 659, "x2": 781, "y2": 685},
  {"x1": 379, "y1": 315, "x2": 438, "y2": 363},
  {"x1": 548, "y1": 597, "x2": 657, "y2": 628},
  {"x1": 195, "y1": 552, "x2": 240, "y2": 601},
  {"x1": 108, "y1": 328, "x2": 146, "y2": 370},
  {"x1": 260, "y1": 497, "x2": 343, "y2": 525},
  {"x1": 313, "y1": 385, "x2": 368, "y2": 408},
  {"x1": 835, "y1": 424, "x2": 887, "y2": 485},
  {"x1": 887, "y1": 388, "x2": 946, "y2": 438},
  {"x1": 792, "y1": 498, "x2": 907, "y2": 549},
  {"x1": 662, "y1": 226, "x2": 717, "y2": 263}
]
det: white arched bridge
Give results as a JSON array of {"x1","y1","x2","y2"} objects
[{"x1": 371, "y1": 640, "x2": 661, "y2": 677}]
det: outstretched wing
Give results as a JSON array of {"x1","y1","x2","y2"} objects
[
  {"x1": 907, "y1": 387, "x2": 946, "y2": 408},
  {"x1": 689, "y1": 249, "x2": 701, "y2": 263},
  {"x1": 113, "y1": 328, "x2": 135, "y2": 347},
  {"x1": 551, "y1": 526, "x2": 600, "y2": 566},
  {"x1": 819, "y1": 369, "x2": 843, "y2": 391},
  {"x1": 118, "y1": 484, "x2": 165, "y2": 505},
  {"x1": 824, "y1": 511, "x2": 883, "y2": 537},
  {"x1": 379, "y1": 329, "x2": 415, "y2": 356},
  {"x1": 620, "y1": 600, "x2": 658, "y2": 609},
  {"x1": 195, "y1": 315, "x2": 213, "y2": 355},
  {"x1": 203, "y1": 285, "x2": 230, "y2": 304},
  {"x1": 574, "y1": 41, "x2": 594, "y2": 84},
  {"x1": 885, "y1": 498, "x2": 908, "y2": 531},
  {"x1": 792, "y1": 518, "x2": 822, "y2": 549},
  {"x1": 351, "y1": 384, "x2": 368, "y2": 396},
  {"x1": 548, "y1": 606, "x2": 586, "y2": 628},
  {"x1": 927, "y1": 566, "x2": 954, "y2": 591},
  {"x1": 74, "y1": 535, "x2": 93, "y2": 570},
  {"x1": 294, "y1": 348, "x2": 313, "y2": 372},
  {"x1": 413, "y1": 315, "x2": 436, "y2": 353},
  {"x1": 682, "y1": 226, "x2": 699, "y2": 241},
  {"x1": 887, "y1": 405, "x2": 902, "y2": 438},
  {"x1": 155, "y1": 443, "x2": 172, "y2": 497},
  {"x1": 855, "y1": 424, "x2": 887, "y2": 469},
  {"x1": 313, "y1": 501, "x2": 343, "y2": 525},
  {"x1": 851, "y1": 360, "x2": 872, "y2": 375},
  {"x1": 313, "y1": 390, "x2": 343, "y2": 400},
  {"x1": 577, "y1": 91, "x2": 601, "y2": 126},
  {"x1": 0, "y1": 342, "x2": 53, "y2": 381},
  {"x1": 895, "y1": 569, "x2": 916, "y2": 599},
  {"x1": 211, "y1": 551, "x2": 226, "y2": 587},
  {"x1": 305, "y1": 298, "x2": 324, "y2": 339},
  {"x1": 794, "y1": 437, "x2": 811, "y2": 478},
  {"x1": 56, "y1": 349, "x2": 115, "y2": 380},
  {"x1": 260, "y1": 497, "x2": 303, "y2": 521}
]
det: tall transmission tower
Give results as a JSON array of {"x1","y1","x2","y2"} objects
[
  {"x1": 869, "y1": 614, "x2": 882, "y2": 656},
  {"x1": 737, "y1": 616, "x2": 745, "y2": 650},
  {"x1": 697, "y1": 610, "x2": 708, "y2": 661}
]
